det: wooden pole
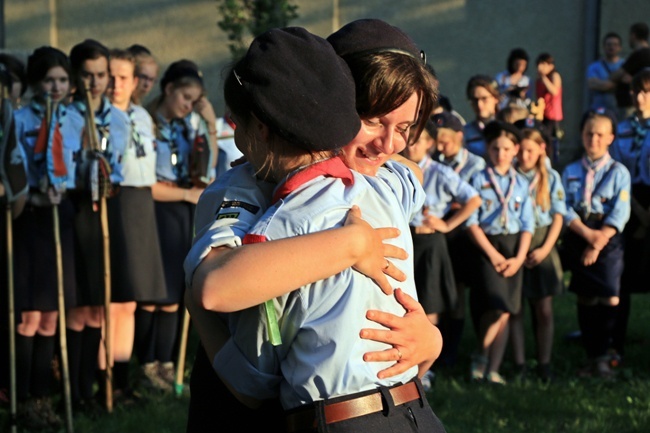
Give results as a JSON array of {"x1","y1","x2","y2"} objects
[
  {"x1": 100, "y1": 196, "x2": 112, "y2": 412},
  {"x1": 6, "y1": 205, "x2": 17, "y2": 433},
  {"x1": 174, "y1": 308, "x2": 190, "y2": 396}
]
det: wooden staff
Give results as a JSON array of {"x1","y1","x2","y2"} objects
[
  {"x1": 174, "y1": 308, "x2": 191, "y2": 397},
  {"x1": 83, "y1": 88, "x2": 113, "y2": 413},
  {"x1": 45, "y1": 95, "x2": 74, "y2": 432}
]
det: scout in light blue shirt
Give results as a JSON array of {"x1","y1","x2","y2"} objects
[
  {"x1": 411, "y1": 156, "x2": 478, "y2": 225},
  {"x1": 612, "y1": 115, "x2": 650, "y2": 185},
  {"x1": 466, "y1": 166, "x2": 535, "y2": 235},
  {"x1": 518, "y1": 167, "x2": 566, "y2": 228},
  {"x1": 463, "y1": 120, "x2": 487, "y2": 158},
  {"x1": 214, "y1": 158, "x2": 425, "y2": 410},
  {"x1": 438, "y1": 147, "x2": 486, "y2": 183},
  {"x1": 120, "y1": 104, "x2": 158, "y2": 187},
  {"x1": 562, "y1": 152, "x2": 631, "y2": 233},
  {"x1": 14, "y1": 100, "x2": 82, "y2": 190},
  {"x1": 68, "y1": 96, "x2": 129, "y2": 185},
  {"x1": 433, "y1": 110, "x2": 486, "y2": 182},
  {"x1": 154, "y1": 113, "x2": 193, "y2": 186}
]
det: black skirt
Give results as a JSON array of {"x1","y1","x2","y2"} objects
[
  {"x1": 522, "y1": 225, "x2": 564, "y2": 300},
  {"x1": 108, "y1": 187, "x2": 167, "y2": 303},
  {"x1": 154, "y1": 200, "x2": 194, "y2": 305},
  {"x1": 411, "y1": 230, "x2": 457, "y2": 314},
  {"x1": 469, "y1": 233, "x2": 523, "y2": 314},
  {"x1": 562, "y1": 220, "x2": 624, "y2": 298},
  {"x1": 13, "y1": 198, "x2": 77, "y2": 312},
  {"x1": 69, "y1": 191, "x2": 105, "y2": 307},
  {"x1": 620, "y1": 183, "x2": 650, "y2": 293},
  {"x1": 446, "y1": 225, "x2": 473, "y2": 287}
]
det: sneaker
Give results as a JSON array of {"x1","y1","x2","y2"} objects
[
  {"x1": 420, "y1": 370, "x2": 436, "y2": 392},
  {"x1": 158, "y1": 361, "x2": 176, "y2": 387},
  {"x1": 140, "y1": 362, "x2": 172, "y2": 393},
  {"x1": 486, "y1": 371, "x2": 507, "y2": 385},
  {"x1": 470, "y1": 354, "x2": 488, "y2": 382}
]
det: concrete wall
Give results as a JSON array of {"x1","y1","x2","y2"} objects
[{"x1": 4, "y1": 0, "x2": 650, "y2": 167}]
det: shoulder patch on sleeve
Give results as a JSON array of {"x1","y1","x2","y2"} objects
[
  {"x1": 216, "y1": 212, "x2": 240, "y2": 220},
  {"x1": 220, "y1": 200, "x2": 260, "y2": 214},
  {"x1": 620, "y1": 190, "x2": 629, "y2": 202},
  {"x1": 556, "y1": 189, "x2": 564, "y2": 200}
]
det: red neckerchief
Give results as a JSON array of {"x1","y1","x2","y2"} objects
[{"x1": 272, "y1": 156, "x2": 354, "y2": 203}]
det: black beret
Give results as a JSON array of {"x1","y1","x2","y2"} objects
[
  {"x1": 234, "y1": 27, "x2": 360, "y2": 152},
  {"x1": 484, "y1": 120, "x2": 523, "y2": 144},
  {"x1": 432, "y1": 111, "x2": 463, "y2": 132},
  {"x1": 514, "y1": 117, "x2": 552, "y2": 145},
  {"x1": 160, "y1": 59, "x2": 203, "y2": 92},
  {"x1": 327, "y1": 19, "x2": 426, "y2": 64},
  {"x1": 580, "y1": 107, "x2": 618, "y2": 137}
]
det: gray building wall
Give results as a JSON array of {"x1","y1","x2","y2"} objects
[{"x1": 3, "y1": 0, "x2": 650, "y2": 167}]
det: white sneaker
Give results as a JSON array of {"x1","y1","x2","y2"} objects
[{"x1": 420, "y1": 370, "x2": 435, "y2": 392}]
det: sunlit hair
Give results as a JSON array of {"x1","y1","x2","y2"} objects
[
  {"x1": 631, "y1": 69, "x2": 650, "y2": 95},
  {"x1": 109, "y1": 49, "x2": 136, "y2": 75},
  {"x1": 497, "y1": 105, "x2": 529, "y2": 124},
  {"x1": 345, "y1": 52, "x2": 438, "y2": 145},
  {"x1": 466, "y1": 75, "x2": 500, "y2": 100},
  {"x1": 147, "y1": 60, "x2": 204, "y2": 119},
  {"x1": 69, "y1": 39, "x2": 110, "y2": 99},
  {"x1": 223, "y1": 63, "x2": 329, "y2": 181},
  {"x1": 521, "y1": 128, "x2": 550, "y2": 211}
]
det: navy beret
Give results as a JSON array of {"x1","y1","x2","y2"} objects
[
  {"x1": 234, "y1": 27, "x2": 360, "y2": 152},
  {"x1": 514, "y1": 117, "x2": 552, "y2": 145},
  {"x1": 580, "y1": 107, "x2": 618, "y2": 137},
  {"x1": 432, "y1": 111, "x2": 463, "y2": 132},
  {"x1": 327, "y1": 19, "x2": 426, "y2": 64},
  {"x1": 484, "y1": 120, "x2": 523, "y2": 144}
]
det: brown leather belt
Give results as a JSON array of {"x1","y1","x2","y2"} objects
[{"x1": 285, "y1": 381, "x2": 421, "y2": 432}]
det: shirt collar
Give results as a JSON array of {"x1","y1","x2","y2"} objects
[{"x1": 272, "y1": 156, "x2": 354, "y2": 203}]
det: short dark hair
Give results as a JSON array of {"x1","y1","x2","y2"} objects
[
  {"x1": 603, "y1": 32, "x2": 622, "y2": 44},
  {"x1": 507, "y1": 48, "x2": 529, "y2": 74},
  {"x1": 0, "y1": 53, "x2": 27, "y2": 96},
  {"x1": 127, "y1": 44, "x2": 151, "y2": 56},
  {"x1": 26, "y1": 46, "x2": 71, "y2": 88},
  {"x1": 630, "y1": 22, "x2": 649, "y2": 41},
  {"x1": 631, "y1": 69, "x2": 650, "y2": 95}
]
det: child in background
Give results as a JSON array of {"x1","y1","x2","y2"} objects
[
  {"x1": 464, "y1": 75, "x2": 500, "y2": 159},
  {"x1": 465, "y1": 120, "x2": 534, "y2": 385},
  {"x1": 561, "y1": 108, "x2": 630, "y2": 379},
  {"x1": 535, "y1": 53, "x2": 563, "y2": 164},
  {"x1": 510, "y1": 118, "x2": 566, "y2": 382}
]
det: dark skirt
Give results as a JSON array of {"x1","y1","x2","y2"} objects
[
  {"x1": 446, "y1": 225, "x2": 473, "y2": 287},
  {"x1": 108, "y1": 187, "x2": 167, "y2": 303},
  {"x1": 69, "y1": 191, "x2": 105, "y2": 307},
  {"x1": 13, "y1": 198, "x2": 77, "y2": 312},
  {"x1": 411, "y1": 230, "x2": 457, "y2": 314},
  {"x1": 469, "y1": 233, "x2": 523, "y2": 314},
  {"x1": 620, "y1": 183, "x2": 650, "y2": 293},
  {"x1": 522, "y1": 225, "x2": 564, "y2": 300},
  {"x1": 562, "y1": 220, "x2": 624, "y2": 298},
  {"x1": 186, "y1": 343, "x2": 285, "y2": 433},
  {"x1": 154, "y1": 200, "x2": 194, "y2": 305}
]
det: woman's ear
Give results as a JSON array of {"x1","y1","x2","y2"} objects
[{"x1": 164, "y1": 82, "x2": 174, "y2": 96}]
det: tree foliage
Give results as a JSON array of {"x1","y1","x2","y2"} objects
[{"x1": 217, "y1": 0, "x2": 299, "y2": 60}]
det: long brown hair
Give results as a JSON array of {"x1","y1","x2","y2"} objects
[{"x1": 521, "y1": 128, "x2": 550, "y2": 211}]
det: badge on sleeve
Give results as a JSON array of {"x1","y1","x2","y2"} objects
[{"x1": 620, "y1": 190, "x2": 629, "y2": 202}]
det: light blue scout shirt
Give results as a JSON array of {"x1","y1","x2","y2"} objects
[
  {"x1": 118, "y1": 104, "x2": 157, "y2": 187},
  {"x1": 154, "y1": 113, "x2": 193, "y2": 185},
  {"x1": 410, "y1": 155, "x2": 478, "y2": 226},
  {"x1": 183, "y1": 162, "x2": 276, "y2": 287},
  {"x1": 611, "y1": 116, "x2": 650, "y2": 185},
  {"x1": 14, "y1": 101, "x2": 82, "y2": 190},
  {"x1": 463, "y1": 120, "x2": 487, "y2": 158},
  {"x1": 213, "y1": 158, "x2": 425, "y2": 410},
  {"x1": 67, "y1": 97, "x2": 128, "y2": 185},
  {"x1": 437, "y1": 147, "x2": 486, "y2": 183},
  {"x1": 466, "y1": 166, "x2": 535, "y2": 235},
  {"x1": 586, "y1": 58, "x2": 625, "y2": 111},
  {"x1": 561, "y1": 153, "x2": 631, "y2": 233},
  {"x1": 517, "y1": 167, "x2": 567, "y2": 228}
]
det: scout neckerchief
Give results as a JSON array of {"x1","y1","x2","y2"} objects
[
  {"x1": 581, "y1": 152, "x2": 611, "y2": 216},
  {"x1": 74, "y1": 96, "x2": 112, "y2": 157},
  {"x1": 629, "y1": 114, "x2": 650, "y2": 151},
  {"x1": 156, "y1": 113, "x2": 189, "y2": 185},
  {"x1": 31, "y1": 99, "x2": 68, "y2": 189},
  {"x1": 127, "y1": 105, "x2": 146, "y2": 158},
  {"x1": 519, "y1": 167, "x2": 540, "y2": 225},
  {"x1": 487, "y1": 165, "x2": 517, "y2": 228},
  {"x1": 451, "y1": 148, "x2": 469, "y2": 174}
]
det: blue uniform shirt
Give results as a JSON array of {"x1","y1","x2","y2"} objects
[
  {"x1": 436, "y1": 147, "x2": 486, "y2": 182},
  {"x1": 154, "y1": 113, "x2": 193, "y2": 185},
  {"x1": 119, "y1": 104, "x2": 157, "y2": 187},
  {"x1": 213, "y1": 158, "x2": 425, "y2": 410},
  {"x1": 586, "y1": 58, "x2": 625, "y2": 111},
  {"x1": 518, "y1": 167, "x2": 567, "y2": 228},
  {"x1": 561, "y1": 154, "x2": 631, "y2": 232},
  {"x1": 14, "y1": 102, "x2": 82, "y2": 190},
  {"x1": 463, "y1": 120, "x2": 487, "y2": 158},
  {"x1": 466, "y1": 166, "x2": 535, "y2": 235},
  {"x1": 410, "y1": 155, "x2": 478, "y2": 226},
  {"x1": 610, "y1": 117, "x2": 650, "y2": 185}
]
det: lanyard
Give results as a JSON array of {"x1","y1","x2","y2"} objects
[
  {"x1": 581, "y1": 153, "x2": 611, "y2": 215},
  {"x1": 127, "y1": 105, "x2": 146, "y2": 158},
  {"x1": 487, "y1": 166, "x2": 517, "y2": 228}
]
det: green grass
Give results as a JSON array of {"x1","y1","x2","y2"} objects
[{"x1": 2, "y1": 291, "x2": 650, "y2": 432}]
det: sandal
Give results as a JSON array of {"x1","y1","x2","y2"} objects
[{"x1": 486, "y1": 371, "x2": 507, "y2": 385}]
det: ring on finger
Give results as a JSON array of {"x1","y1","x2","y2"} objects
[
  {"x1": 396, "y1": 348, "x2": 402, "y2": 360},
  {"x1": 384, "y1": 260, "x2": 391, "y2": 270}
]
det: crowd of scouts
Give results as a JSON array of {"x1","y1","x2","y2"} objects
[{"x1": 0, "y1": 17, "x2": 649, "y2": 433}]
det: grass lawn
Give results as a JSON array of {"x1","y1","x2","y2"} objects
[{"x1": 2, "y1": 290, "x2": 650, "y2": 432}]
